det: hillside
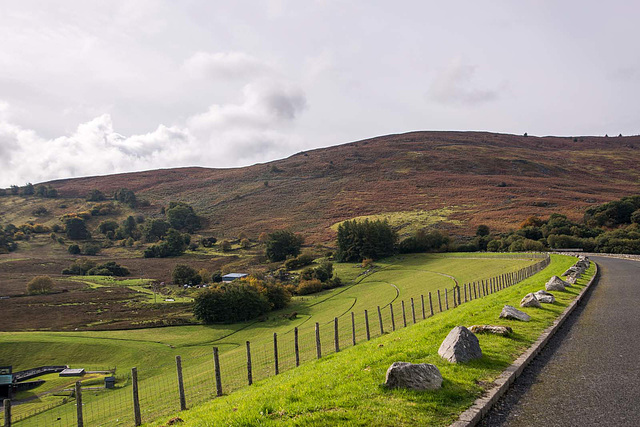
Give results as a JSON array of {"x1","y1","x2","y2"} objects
[{"x1": 43, "y1": 131, "x2": 640, "y2": 242}]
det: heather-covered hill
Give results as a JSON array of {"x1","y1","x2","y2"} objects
[{"x1": 44, "y1": 131, "x2": 640, "y2": 242}]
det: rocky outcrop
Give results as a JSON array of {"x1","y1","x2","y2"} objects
[
  {"x1": 520, "y1": 293, "x2": 542, "y2": 308},
  {"x1": 546, "y1": 276, "x2": 569, "y2": 291},
  {"x1": 468, "y1": 325, "x2": 513, "y2": 336},
  {"x1": 385, "y1": 362, "x2": 443, "y2": 390},
  {"x1": 534, "y1": 290, "x2": 555, "y2": 303},
  {"x1": 500, "y1": 305, "x2": 531, "y2": 321},
  {"x1": 438, "y1": 326, "x2": 483, "y2": 363}
]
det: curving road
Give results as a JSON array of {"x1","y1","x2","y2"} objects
[{"x1": 481, "y1": 256, "x2": 640, "y2": 427}]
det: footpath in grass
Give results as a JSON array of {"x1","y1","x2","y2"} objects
[{"x1": 151, "y1": 254, "x2": 588, "y2": 426}]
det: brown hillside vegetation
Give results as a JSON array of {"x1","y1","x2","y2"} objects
[{"x1": 46, "y1": 131, "x2": 640, "y2": 242}]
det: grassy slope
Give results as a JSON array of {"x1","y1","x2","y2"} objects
[
  {"x1": 150, "y1": 254, "x2": 587, "y2": 426},
  {"x1": 1, "y1": 254, "x2": 538, "y2": 425}
]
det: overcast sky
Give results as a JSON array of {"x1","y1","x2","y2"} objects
[{"x1": 1, "y1": 0, "x2": 638, "y2": 187}]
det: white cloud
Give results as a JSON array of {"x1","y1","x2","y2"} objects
[
  {"x1": 183, "y1": 51, "x2": 274, "y2": 80},
  {"x1": 429, "y1": 59, "x2": 500, "y2": 106},
  {"x1": 0, "y1": 80, "x2": 307, "y2": 187}
]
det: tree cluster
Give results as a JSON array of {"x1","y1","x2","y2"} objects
[
  {"x1": 265, "y1": 230, "x2": 304, "y2": 262},
  {"x1": 62, "y1": 259, "x2": 130, "y2": 276},
  {"x1": 335, "y1": 219, "x2": 397, "y2": 262}
]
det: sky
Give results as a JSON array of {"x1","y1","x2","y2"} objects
[{"x1": 1, "y1": 0, "x2": 639, "y2": 187}]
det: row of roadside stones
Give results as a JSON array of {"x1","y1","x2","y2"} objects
[{"x1": 384, "y1": 256, "x2": 589, "y2": 391}]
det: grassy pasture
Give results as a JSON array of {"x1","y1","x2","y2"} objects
[
  {"x1": 150, "y1": 254, "x2": 588, "y2": 426},
  {"x1": 1, "y1": 253, "x2": 541, "y2": 425}
]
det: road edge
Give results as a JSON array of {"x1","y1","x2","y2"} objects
[{"x1": 451, "y1": 261, "x2": 600, "y2": 427}]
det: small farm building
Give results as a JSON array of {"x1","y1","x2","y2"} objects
[{"x1": 222, "y1": 273, "x2": 248, "y2": 282}]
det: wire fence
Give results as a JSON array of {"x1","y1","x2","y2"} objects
[{"x1": 3, "y1": 253, "x2": 550, "y2": 427}]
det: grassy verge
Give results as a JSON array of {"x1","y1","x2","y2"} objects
[{"x1": 150, "y1": 254, "x2": 589, "y2": 426}]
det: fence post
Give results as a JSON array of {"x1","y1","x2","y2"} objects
[
  {"x1": 390, "y1": 303, "x2": 396, "y2": 331},
  {"x1": 334, "y1": 317, "x2": 340, "y2": 353},
  {"x1": 213, "y1": 347, "x2": 222, "y2": 397},
  {"x1": 351, "y1": 312, "x2": 356, "y2": 346},
  {"x1": 437, "y1": 290, "x2": 443, "y2": 312},
  {"x1": 365, "y1": 310, "x2": 371, "y2": 340},
  {"x1": 315, "y1": 323, "x2": 322, "y2": 359},
  {"x1": 377, "y1": 306, "x2": 384, "y2": 335},
  {"x1": 131, "y1": 367, "x2": 141, "y2": 426},
  {"x1": 75, "y1": 381, "x2": 84, "y2": 427},
  {"x1": 411, "y1": 298, "x2": 416, "y2": 324},
  {"x1": 246, "y1": 341, "x2": 253, "y2": 385},
  {"x1": 429, "y1": 292, "x2": 434, "y2": 316},
  {"x1": 421, "y1": 295, "x2": 426, "y2": 319},
  {"x1": 464, "y1": 284, "x2": 468, "y2": 302},
  {"x1": 176, "y1": 356, "x2": 186, "y2": 411},
  {"x1": 457, "y1": 286, "x2": 461, "y2": 306},
  {"x1": 453, "y1": 288, "x2": 457, "y2": 308},
  {"x1": 474, "y1": 282, "x2": 477, "y2": 299},
  {"x1": 3, "y1": 399, "x2": 11, "y2": 427},
  {"x1": 274, "y1": 332, "x2": 280, "y2": 375},
  {"x1": 445, "y1": 289, "x2": 449, "y2": 310},
  {"x1": 294, "y1": 327, "x2": 300, "y2": 367},
  {"x1": 401, "y1": 301, "x2": 407, "y2": 327}
]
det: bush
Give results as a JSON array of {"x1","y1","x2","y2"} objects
[
  {"x1": 65, "y1": 217, "x2": 90, "y2": 240},
  {"x1": 193, "y1": 284, "x2": 271, "y2": 323},
  {"x1": 87, "y1": 261, "x2": 130, "y2": 277},
  {"x1": 114, "y1": 188, "x2": 137, "y2": 207},
  {"x1": 265, "y1": 230, "x2": 304, "y2": 262},
  {"x1": 284, "y1": 253, "x2": 314, "y2": 270},
  {"x1": 86, "y1": 189, "x2": 106, "y2": 201},
  {"x1": 26, "y1": 276, "x2": 54, "y2": 294},
  {"x1": 62, "y1": 259, "x2": 97, "y2": 275},
  {"x1": 172, "y1": 264, "x2": 202, "y2": 286},
  {"x1": 144, "y1": 229, "x2": 188, "y2": 258},
  {"x1": 220, "y1": 240, "x2": 232, "y2": 252},
  {"x1": 98, "y1": 220, "x2": 119, "y2": 235},
  {"x1": 398, "y1": 230, "x2": 448, "y2": 254},
  {"x1": 296, "y1": 279, "x2": 324, "y2": 295},
  {"x1": 201, "y1": 237, "x2": 217, "y2": 248},
  {"x1": 68, "y1": 244, "x2": 81, "y2": 255},
  {"x1": 82, "y1": 243, "x2": 101, "y2": 255},
  {"x1": 166, "y1": 202, "x2": 201, "y2": 232},
  {"x1": 32, "y1": 206, "x2": 49, "y2": 216},
  {"x1": 143, "y1": 219, "x2": 170, "y2": 242}
]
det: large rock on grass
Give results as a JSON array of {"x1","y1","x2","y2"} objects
[
  {"x1": 534, "y1": 290, "x2": 555, "y2": 304},
  {"x1": 500, "y1": 305, "x2": 531, "y2": 322},
  {"x1": 546, "y1": 276, "x2": 569, "y2": 291},
  {"x1": 385, "y1": 362, "x2": 443, "y2": 390},
  {"x1": 468, "y1": 325, "x2": 513, "y2": 336},
  {"x1": 520, "y1": 293, "x2": 542, "y2": 308},
  {"x1": 438, "y1": 326, "x2": 482, "y2": 363}
]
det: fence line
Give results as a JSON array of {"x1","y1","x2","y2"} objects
[{"x1": 6, "y1": 254, "x2": 551, "y2": 427}]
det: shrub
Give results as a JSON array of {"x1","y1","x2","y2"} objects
[
  {"x1": 296, "y1": 279, "x2": 324, "y2": 295},
  {"x1": 82, "y1": 243, "x2": 101, "y2": 256},
  {"x1": 65, "y1": 217, "x2": 90, "y2": 240},
  {"x1": 144, "y1": 229, "x2": 188, "y2": 258},
  {"x1": 68, "y1": 244, "x2": 81, "y2": 255},
  {"x1": 284, "y1": 253, "x2": 314, "y2": 270},
  {"x1": 32, "y1": 206, "x2": 49, "y2": 216},
  {"x1": 193, "y1": 284, "x2": 270, "y2": 323},
  {"x1": 26, "y1": 276, "x2": 54, "y2": 294},
  {"x1": 240, "y1": 238, "x2": 251, "y2": 249},
  {"x1": 86, "y1": 189, "x2": 106, "y2": 201},
  {"x1": 166, "y1": 202, "x2": 201, "y2": 232},
  {"x1": 143, "y1": 219, "x2": 170, "y2": 242},
  {"x1": 87, "y1": 261, "x2": 130, "y2": 277},
  {"x1": 220, "y1": 240, "x2": 232, "y2": 252},
  {"x1": 114, "y1": 188, "x2": 137, "y2": 207},
  {"x1": 201, "y1": 237, "x2": 217, "y2": 248},
  {"x1": 62, "y1": 259, "x2": 97, "y2": 275},
  {"x1": 98, "y1": 220, "x2": 119, "y2": 235}
]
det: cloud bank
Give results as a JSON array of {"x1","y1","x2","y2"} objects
[{"x1": 0, "y1": 75, "x2": 307, "y2": 187}]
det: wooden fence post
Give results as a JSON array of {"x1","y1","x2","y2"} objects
[
  {"x1": 274, "y1": 332, "x2": 280, "y2": 375},
  {"x1": 464, "y1": 284, "x2": 468, "y2": 302},
  {"x1": 364, "y1": 310, "x2": 371, "y2": 340},
  {"x1": 315, "y1": 323, "x2": 322, "y2": 359},
  {"x1": 131, "y1": 368, "x2": 141, "y2": 426},
  {"x1": 457, "y1": 286, "x2": 461, "y2": 306},
  {"x1": 176, "y1": 356, "x2": 186, "y2": 411},
  {"x1": 213, "y1": 347, "x2": 222, "y2": 397},
  {"x1": 445, "y1": 289, "x2": 449, "y2": 310},
  {"x1": 334, "y1": 317, "x2": 340, "y2": 353},
  {"x1": 294, "y1": 327, "x2": 300, "y2": 367},
  {"x1": 437, "y1": 290, "x2": 442, "y2": 312},
  {"x1": 429, "y1": 292, "x2": 434, "y2": 316},
  {"x1": 474, "y1": 282, "x2": 477, "y2": 299},
  {"x1": 411, "y1": 298, "x2": 416, "y2": 324},
  {"x1": 421, "y1": 294, "x2": 426, "y2": 319},
  {"x1": 75, "y1": 381, "x2": 84, "y2": 427},
  {"x1": 351, "y1": 312, "x2": 356, "y2": 346},
  {"x1": 246, "y1": 341, "x2": 253, "y2": 385},
  {"x1": 453, "y1": 288, "x2": 457, "y2": 308},
  {"x1": 390, "y1": 303, "x2": 396, "y2": 331},
  {"x1": 401, "y1": 301, "x2": 407, "y2": 327},
  {"x1": 377, "y1": 306, "x2": 384, "y2": 335},
  {"x1": 3, "y1": 399, "x2": 11, "y2": 427}
]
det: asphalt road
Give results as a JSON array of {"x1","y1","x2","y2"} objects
[{"x1": 481, "y1": 256, "x2": 640, "y2": 427}]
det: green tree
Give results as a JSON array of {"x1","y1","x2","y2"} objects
[
  {"x1": 143, "y1": 219, "x2": 170, "y2": 242},
  {"x1": 265, "y1": 230, "x2": 304, "y2": 262},
  {"x1": 114, "y1": 188, "x2": 137, "y2": 207},
  {"x1": 22, "y1": 183, "x2": 34, "y2": 196},
  {"x1": 65, "y1": 217, "x2": 90, "y2": 240},
  {"x1": 172, "y1": 264, "x2": 202, "y2": 286},
  {"x1": 335, "y1": 219, "x2": 397, "y2": 262},
  {"x1": 166, "y1": 202, "x2": 201, "y2": 232},
  {"x1": 193, "y1": 284, "x2": 270, "y2": 323},
  {"x1": 86, "y1": 189, "x2": 106, "y2": 201},
  {"x1": 68, "y1": 244, "x2": 81, "y2": 255},
  {"x1": 26, "y1": 276, "x2": 55, "y2": 294},
  {"x1": 476, "y1": 225, "x2": 490, "y2": 236}
]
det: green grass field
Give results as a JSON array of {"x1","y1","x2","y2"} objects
[
  {"x1": 149, "y1": 254, "x2": 589, "y2": 426},
  {"x1": 0, "y1": 253, "x2": 547, "y2": 426}
]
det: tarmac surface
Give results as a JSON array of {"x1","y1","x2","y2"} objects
[{"x1": 480, "y1": 256, "x2": 640, "y2": 426}]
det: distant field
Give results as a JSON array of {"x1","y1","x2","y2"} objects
[{"x1": 0, "y1": 253, "x2": 543, "y2": 426}]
